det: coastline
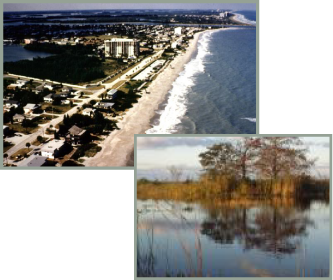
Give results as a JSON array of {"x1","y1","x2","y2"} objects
[
  {"x1": 230, "y1": 14, "x2": 255, "y2": 26},
  {"x1": 84, "y1": 29, "x2": 214, "y2": 167}
]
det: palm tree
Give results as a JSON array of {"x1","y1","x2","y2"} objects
[{"x1": 26, "y1": 142, "x2": 31, "y2": 150}]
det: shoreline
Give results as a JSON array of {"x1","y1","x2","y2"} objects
[
  {"x1": 230, "y1": 14, "x2": 255, "y2": 26},
  {"x1": 84, "y1": 29, "x2": 215, "y2": 167}
]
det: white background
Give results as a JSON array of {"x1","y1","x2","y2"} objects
[
  {"x1": 260, "y1": 0, "x2": 333, "y2": 134},
  {"x1": 1, "y1": 0, "x2": 333, "y2": 279},
  {"x1": 0, "y1": 171, "x2": 134, "y2": 280}
]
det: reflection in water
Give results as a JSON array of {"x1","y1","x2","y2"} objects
[{"x1": 137, "y1": 199, "x2": 329, "y2": 277}]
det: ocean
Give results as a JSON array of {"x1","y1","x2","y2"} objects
[{"x1": 147, "y1": 11, "x2": 256, "y2": 134}]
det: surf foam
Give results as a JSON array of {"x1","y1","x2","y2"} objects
[
  {"x1": 146, "y1": 31, "x2": 214, "y2": 134},
  {"x1": 233, "y1": 13, "x2": 256, "y2": 26}
]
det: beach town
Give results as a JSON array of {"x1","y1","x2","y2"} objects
[{"x1": 3, "y1": 9, "x2": 254, "y2": 167}]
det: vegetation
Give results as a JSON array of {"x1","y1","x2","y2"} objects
[
  {"x1": 59, "y1": 113, "x2": 118, "y2": 135},
  {"x1": 138, "y1": 137, "x2": 329, "y2": 200},
  {"x1": 4, "y1": 54, "x2": 105, "y2": 84},
  {"x1": 72, "y1": 143, "x2": 102, "y2": 159},
  {"x1": 9, "y1": 148, "x2": 32, "y2": 160}
]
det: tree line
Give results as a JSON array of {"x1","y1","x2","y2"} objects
[
  {"x1": 4, "y1": 53, "x2": 105, "y2": 84},
  {"x1": 199, "y1": 137, "x2": 314, "y2": 181}
]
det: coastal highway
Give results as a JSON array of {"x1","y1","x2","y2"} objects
[{"x1": 4, "y1": 50, "x2": 164, "y2": 165}]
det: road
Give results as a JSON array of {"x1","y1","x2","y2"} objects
[{"x1": 4, "y1": 50, "x2": 164, "y2": 165}]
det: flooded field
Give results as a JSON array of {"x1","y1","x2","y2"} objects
[{"x1": 137, "y1": 199, "x2": 330, "y2": 277}]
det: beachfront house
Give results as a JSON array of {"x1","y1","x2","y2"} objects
[{"x1": 40, "y1": 139, "x2": 66, "y2": 159}]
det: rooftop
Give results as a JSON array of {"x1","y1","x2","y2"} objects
[
  {"x1": 24, "y1": 156, "x2": 48, "y2": 167},
  {"x1": 68, "y1": 125, "x2": 86, "y2": 136},
  {"x1": 41, "y1": 139, "x2": 65, "y2": 153}
]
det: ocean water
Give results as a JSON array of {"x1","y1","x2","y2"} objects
[
  {"x1": 3, "y1": 45, "x2": 53, "y2": 62},
  {"x1": 233, "y1": 10, "x2": 257, "y2": 25},
  {"x1": 147, "y1": 26, "x2": 256, "y2": 134}
]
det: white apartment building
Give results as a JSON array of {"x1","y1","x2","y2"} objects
[
  {"x1": 104, "y1": 38, "x2": 139, "y2": 58},
  {"x1": 174, "y1": 27, "x2": 182, "y2": 36}
]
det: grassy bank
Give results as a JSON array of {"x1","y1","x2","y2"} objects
[{"x1": 137, "y1": 176, "x2": 330, "y2": 202}]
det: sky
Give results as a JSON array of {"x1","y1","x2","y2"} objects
[
  {"x1": 3, "y1": 3, "x2": 256, "y2": 12},
  {"x1": 137, "y1": 137, "x2": 330, "y2": 180}
]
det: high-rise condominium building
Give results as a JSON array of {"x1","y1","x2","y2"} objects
[
  {"x1": 174, "y1": 27, "x2": 182, "y2": 36},
  {"x1": 104, "y1": 38, "x2": 139, "y2": 58}
]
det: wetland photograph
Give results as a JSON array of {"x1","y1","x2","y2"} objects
[{"x1": 136, "y1": 136, "x2": 330, "y2": 277}]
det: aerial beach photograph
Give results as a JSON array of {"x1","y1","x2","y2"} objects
[
  {"x1": 3, "y1": 3, "x2": 257, "y2": 167},
  {"x1": 136, "y1": 136, "x2": 330, "y2": 277}
]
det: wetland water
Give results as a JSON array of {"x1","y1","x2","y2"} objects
[{"x1": 137, "y1": 199, "x2": 330, "y2": 277}]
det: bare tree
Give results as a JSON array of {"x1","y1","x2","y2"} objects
[
  {"x1": 255, "y1": 137, "x2": 313, "y2": 180},
  {"x1": 167, "y1": 165, "x2": 183, "y2": 182}
]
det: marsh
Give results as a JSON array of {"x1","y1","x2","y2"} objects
[{"x1": 137, "y1": 197, "x2": 329, "y2": 277}]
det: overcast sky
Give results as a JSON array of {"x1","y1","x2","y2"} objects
[
  {"x1": 4, "y1": 3, "x2": 256, "y2": 12},
  {"x1": 137, "y1": 137, "x2": 330, "y2": 180}
]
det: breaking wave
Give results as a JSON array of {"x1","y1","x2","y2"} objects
[
  {"x1": 146, "y1": 31, "x2": 214, "y2": 134},
  {"x1": 233, "y1": 13, "x2": 256, "y2": 26},
  {"x1": 241, "y1": 117, "x2": 256, "y2": 123}
]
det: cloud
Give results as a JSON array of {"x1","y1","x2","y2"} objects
[
  {"x1": 137, "y1": 137, "x2": 239, "y2": 149},
  {"x1": 303, "y1": 139, "x2": 330, "y2": 148}
]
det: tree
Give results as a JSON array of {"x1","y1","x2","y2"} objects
[
  {"x1": 37, "y1": 135, "x2": 43, "y2": 143},
  {"x1": 26, "y1": 142, "x2": 31, "y2": 149},
  {"x1": 255, "y1": 137, "x2": 313, "y2": 180},
  {"x1": 4, "y1": 154, "x2": 8, "y2": 165},
  {"x1": 168, "y1": 165, "x2": 183, "y2": 182},
  {"x1": 199, "y1": 142, "x2": 237, "y2": 179},
  {"x1": 234, "y1": 138, "x2": 261, "y2": 180}
]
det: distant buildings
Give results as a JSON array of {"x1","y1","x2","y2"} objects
[
  {"x1": 174, "y1": 27, "x2": 182, "y2": 36},
  {"x1": 104, "y1": 38, "x2": 139, "y2": 58}
]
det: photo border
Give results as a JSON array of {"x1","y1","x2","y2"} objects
[
  {"x1": 134, "y1": 133, "x2": 332, "y2": 279},
  {"x1": 1, "y1": 0, "x2": 259, "y2": 169}
]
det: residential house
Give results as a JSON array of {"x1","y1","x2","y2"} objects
[
  {"x1": 82, "y1": 108, "x2": 96, "y2": 117},
  {"x1": 24, "y1": 103, "x2": 40, "y2": 114},
  {"x1": 6, "y1": 84, "x2": 18, "y2": 90},
  {"x1": 106, "y1": 89, "x2": 118, "y2": 99},
  {"x1": 61, "y1": 99, "x2": 71, "y2": 105},
  {"x1": 43, "y1": 93, "x2": 54, "y2": 103},
  {"x1": 62, "y1": 86, "x2": 73, "y2": 93},
  {"x1": 44, "y1": 83, "x2": 54, "y2": 91},
  {"x1": 40, "y1": 139, "x2": 66, "y2": 159},
  {"x1": 66, "y1": 125, "x2": 89, "y2": 145},
  {"x1": 96, "y1": 102, "x2": 115, "y2": 109},
  {"x1": 23, "y1": 156, "x2": 48, "y2": 167},
  {"x1": 5, "y1": 100, "x2": 20, "y2": 110},
  {"x1": 35, "y1": 84, "x2": 45, "y2": 93},
  {"x1": 13, "y1": 114, "x2": 25, "y2": 123}
]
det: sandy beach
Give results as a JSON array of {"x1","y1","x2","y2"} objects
[{"x1": 84, "y1": 30, "x2": 208, "y2": 167}]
